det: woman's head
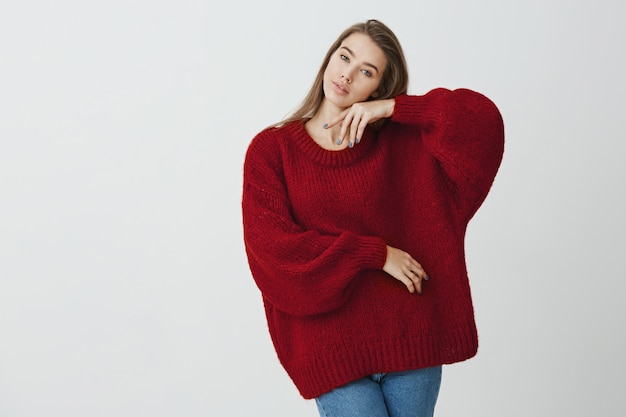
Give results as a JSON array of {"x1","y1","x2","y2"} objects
[
  {"x1": 284, "y1": 19, "x2": 409, "y2": 123},
  {"x1": 322, "y1": 32, "x2": 389, "y2": 109}
]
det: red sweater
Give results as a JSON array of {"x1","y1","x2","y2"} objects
[{"x1": 242, "y1": 88, "x2": 504, "y2": 399}]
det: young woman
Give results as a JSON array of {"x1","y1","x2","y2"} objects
[{"x1": 242, "y1": 19, "x2": 504, "y2": 417}]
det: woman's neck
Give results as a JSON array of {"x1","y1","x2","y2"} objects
[{"x1": 305, "y1": 100, "x2": 349, "y2": 151}]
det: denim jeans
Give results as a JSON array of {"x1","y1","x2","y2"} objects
[{"x1": 315, "y1": 366, "x2": 442, "y2": 417}]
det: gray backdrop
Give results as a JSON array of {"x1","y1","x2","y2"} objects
[{"x1": 1, "y1": 0, "x2": 624, "y2": 416}]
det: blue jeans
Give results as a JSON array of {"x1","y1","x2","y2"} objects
[{"x1": 315, "y1": 367, "x2": 442, "y2": 417}]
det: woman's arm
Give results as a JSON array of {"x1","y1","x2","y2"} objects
[
  {"x1": 327, "y1": 88, "x2": 504, "y2": 218},
  {"x1": 391, "y1": 88, "x2": 505, "y2": 218},
  {"x1": 242, "y1": 131, "x2": 388, "y2": 316}
]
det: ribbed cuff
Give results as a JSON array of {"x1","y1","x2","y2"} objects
[{"x1": 354, "y1": 235, "x2": 387, "y2": 270}]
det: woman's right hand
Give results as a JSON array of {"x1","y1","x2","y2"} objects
[
  {"x1": 324, "y1": 99, "x2": 395, "y2": 148},
  {"x1": 383, "y1": 245, "x2": 429, "y2": 294}
]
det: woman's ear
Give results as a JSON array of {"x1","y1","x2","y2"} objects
[{"x1": 371, "y1": 91, "x2": 379, "y2": 98}]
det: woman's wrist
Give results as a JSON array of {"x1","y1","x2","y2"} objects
[{"x1": 384, "y1": 98, "x2": 396, "y2": 118}]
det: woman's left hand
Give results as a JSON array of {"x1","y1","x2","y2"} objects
[{"x1": 325, "y1": 99, "x2": 395, "y2": 147}]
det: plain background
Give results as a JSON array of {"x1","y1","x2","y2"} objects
[{"x1": 1, "y1": 0, "x2": 625, "y2": 416}]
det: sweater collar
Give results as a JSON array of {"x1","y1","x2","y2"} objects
[{"x1": 285, "y1": 120, "x2": 376, "y2": 167}]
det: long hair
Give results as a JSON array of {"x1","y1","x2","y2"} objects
[{"x1": 277, "y1": 20, "x2": 409, "y2": 127}]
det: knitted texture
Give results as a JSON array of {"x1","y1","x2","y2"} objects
[{"x1": 242, "y1": 88, "x2": 505, "y2": 399}]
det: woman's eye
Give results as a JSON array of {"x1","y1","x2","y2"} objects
[
  {"x1": 361, "y1": 69, "x2": 372, "y2": 77},
  {"x1": 340, "y1": 54, "x2": 349, "y2": 62}
]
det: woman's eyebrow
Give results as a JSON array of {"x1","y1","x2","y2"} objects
[{"x1": 340, "y1": 46, "x2": 380, "y2": 74}]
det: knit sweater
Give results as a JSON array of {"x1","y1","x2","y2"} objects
[{"x1": 242, "y1": 88, "x2": 504, "y2": 399}]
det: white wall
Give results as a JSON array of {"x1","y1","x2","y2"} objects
[{"x1": 1, "y1": 0, "x2": 624, "y2": 416}]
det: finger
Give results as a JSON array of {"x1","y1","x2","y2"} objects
[
  {"x1": 413, "y1": 274, "x2": 423, "y2": 294},
  {"x1": 414, "y1": 268, "x2": 429, "y2": 283},
  {"x1": 408, "y1": 259, "x2": 426, "y2": 279},
  {"x1": 324, "y1": 110, "x2": 348, "y2": 130},
  {"x1": 401, "y1": 275, "x2": 416, "y2": 293},
  {"x1": 354, "y1": 118, "x2": 368, "y2": 144},
  {"x1": 347, "y1": 106, "x2": 365, "y2": 146},
  {"x1": 404, "y1": 268, "x2": 423, "y2": 294},
  {"x1": 348, "y1": 115, "x2": 360, "y2": 147},
  {"x1": 405, "y1": 261, "x2": 428, "y2": 291},
  {"x1": 338, "y1": 111, "x2": 355, "y2": 145}
]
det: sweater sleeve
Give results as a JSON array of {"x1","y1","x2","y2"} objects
[
  {"x1": 392, "y1": 88, "x2": 505, "y2": 219},
  {"x1": 242, "y1": 130, "x2": 388, "y2": 316}
]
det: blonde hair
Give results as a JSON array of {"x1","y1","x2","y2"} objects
[{"x1": 278, "y1": 19, "x2": 409, "y2": 127}]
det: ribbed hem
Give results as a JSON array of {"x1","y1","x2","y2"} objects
[{"x1": 289, "y1": 323, "x2": 478, "y2": 399}]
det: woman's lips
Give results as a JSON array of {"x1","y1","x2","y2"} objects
[{"x1": 333, "y1": 81, "x2": 349, "y2": 95}]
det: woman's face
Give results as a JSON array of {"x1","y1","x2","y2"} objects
[{"x1": 323, "y1": 33, "x2": 388, "y2": 109}]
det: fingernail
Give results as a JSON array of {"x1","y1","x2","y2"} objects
[
  {"x1": 336, "y1": 138, "x2": 341, "y2": 145},
  {"x1": 349, "y1": 141, "x2": 354, "y2": 148},
  {"x1": 425, "y1": 275, "x2": 430, "y2": 281},
  {"x1": 355, "y1": 137, "x2": 360, "y2": 144},
  {"x1": 323, "y1": 123, "x2": 328, "y2": 128}
]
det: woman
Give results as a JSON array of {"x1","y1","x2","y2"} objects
[{"x1": 242, "y1": 19, "x2": 504, "y2": 417}]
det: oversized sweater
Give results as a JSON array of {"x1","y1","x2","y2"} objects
[{"x1": 242, "y1": 88, "x2": 505, "y2": 399}]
